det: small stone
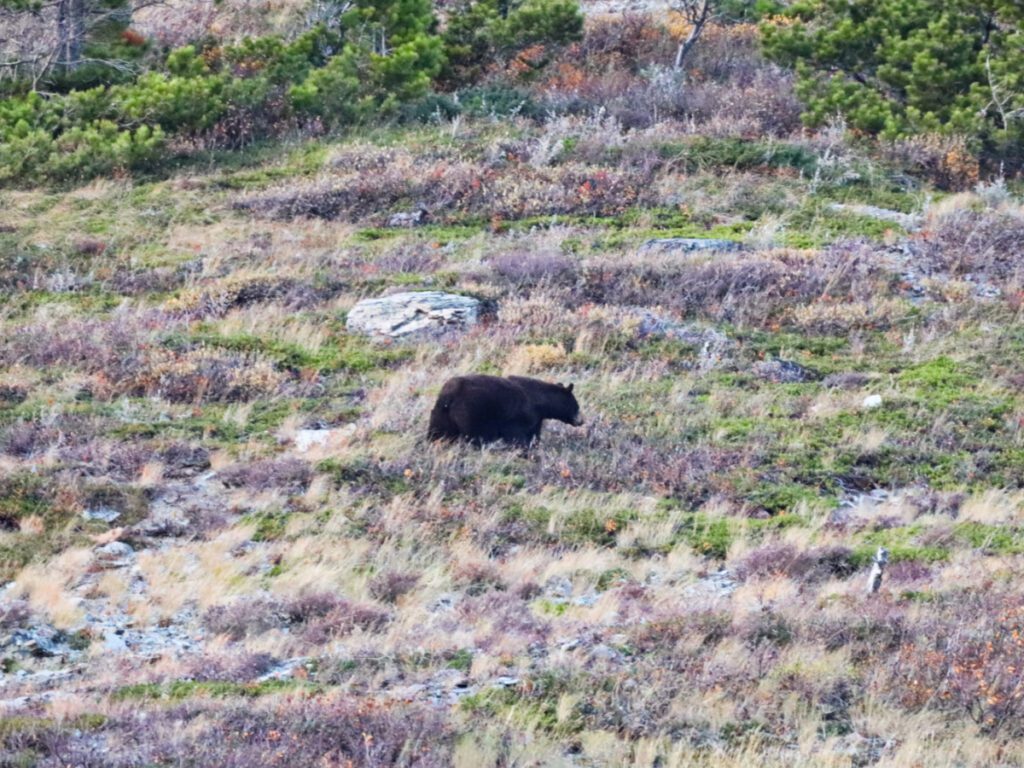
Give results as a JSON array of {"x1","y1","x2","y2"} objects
[
  {"x1": 862, "y1": 394, "x2": 883, "y2": 409},
  {"x1": 93, "y1": 541, "x2": 135, "y2": 569},
  {"x1": 258, "y1": 656, "x2": 310, "y2": 681},
  {"x1": 822, "y1": 372, "x2": 872, "y2": 390},
  {"x1": 104, "y1": 631, "x2": 129, "y2": 653},
  {"x1": 826, "y1": 203, "x2": 922, "y2": 231},
  {"x1": 82, "y1": 507, "x2": 120, "y2": 523},
  {"x1": 8, "y1": 627, "x2": 63, "y2": 658},
  {"x1": 294, "y1": 425, "x2": 356, "y2": 453},
  {"x1": 686, "y1": 568, "x2": 738, "y2": 598},
  {"x1": 753, "y1": 358, "x2": 817, "y2": 383},
  {"x1": 589, "y1": 644, "x2": 621, "y2": 663},
  {"x1": 543, "y1": 576, "x2": 573, "y2": 599},
  {"x1": 386, "y1": 207, "x2": 429, "y2": 228},
  {"x1": 430, "y1": 593, "x2": 459, "y2": 612}
]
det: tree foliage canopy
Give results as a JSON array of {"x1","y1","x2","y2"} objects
[{"x1": 762, "y1": 0, "x2": 1024, "y2": 165}]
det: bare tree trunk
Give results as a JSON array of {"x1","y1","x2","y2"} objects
[
  {"x1": 673, "y1": 0, "x2": 711, "y2": 72},
  {"x1": 866, "y1": 547, "x2": 888, "y2": 595},
  {"x1": 70, "y1": 0, "x2": 86, "y2": 67},
  {"x1": 57, "y1": 0, "x2": 71, "y2": 66},
  {"x1": 56, "y1": 0, "x2": 86, "y2": 71}
]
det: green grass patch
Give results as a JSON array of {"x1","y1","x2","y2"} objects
[
  {"x1": 245, "y1": 509, "x2": 291, "y2": 542},
  {"x1": 674, "y1": 513, "x2": 733, "y2": 559},
  {"x1": 112, "y1": 679, "x2": 308, "y2": 701}
]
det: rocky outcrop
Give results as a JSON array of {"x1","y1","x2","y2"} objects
[
  {"x1": 752, "y1": 358, "x2": 817, "y2": 383},
  {"x1": 639, "y1": 237, "x2": 745, "y2": 254},
  {"x1": 346, "y1": 291, "x2": 481, "y2": 339}
]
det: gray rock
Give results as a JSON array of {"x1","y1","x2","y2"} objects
[
  {"x1": 631, "y1": 309, "x2": 730, "y2": 348},
  {"x1": 833, "y1": 732, "x2": 889, "y2": 766},
  {"x1": 621, "y1": 308, "x2": 732, "y2": 372},
  {"x1": 386, "y1": 207, "x2": 429, "y2": 228},
  {"x1": 639, "y1": 237, "x2": 745, "y2": 254},
  {"x1": 827, "y1": 203, "x2": 922, "y2": 231},
  {"x1": 822, "y1": 372, "x2": 871, "y2": 390},
  {"x1": 258, "y1": 656, "x2": 310, "y2": 681},
  {"x1": 104, "y1": 630, "x2": 129, "y2": 653},
  {"x1": 543, "y1": 576, "x2": 573, "y2": 599},
  {"x1": 4, "y1": 627, "x2": 65, "y2": 658},
  {"x1": 430, "y1": 593, "x2": 459, "y2": 612},
  {"x1": 293, "y1": 425, "x2": 356, "y2": 453},
  {"x1": 752, "y1": 358, "x2": 817, "y2": 383},
  {"x1": 346, "y1": 291, "x2": 481, "y2": 339},
  {"x1": 589, "y1": 644, "x2": 622, "y2": 664},
  {"x1": 82, "y1": 507, "x2": 120, "y2": 523},
  {"x1": 686, "y1": 568, "x2": 738, "y2": 598},
  {"x1": 93, "y1": 541, "x2": 135, "y2": 569}
]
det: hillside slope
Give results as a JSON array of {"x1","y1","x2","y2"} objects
[{"x1": 2, "y1": 116, "x2": 1024, "y2": 766}]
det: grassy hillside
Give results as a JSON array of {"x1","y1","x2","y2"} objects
[
  {"x1": 3, "y1": 10, "x2": 1024, "y2": 766},
  {"x1": 2, "y1": 115, "x2": 1024, "y2": 766}
]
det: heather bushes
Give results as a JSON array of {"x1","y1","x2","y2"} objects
[
  {"x1": 235, "y1": 150, "x2": 653, "y2": 222},
  {"x1": 18, "y1": 698, "x2": 452, "y2": 767},
  {"x1": 202, "y1": 592, "x2": 391, "y2": 643}
]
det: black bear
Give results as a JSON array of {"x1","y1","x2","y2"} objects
[{"x1": 427, "y1": 374, "x2": 583, "y2": 446}]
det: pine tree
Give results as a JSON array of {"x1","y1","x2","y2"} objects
[{"x1": 762, "y1": 0, "x2": 1024, "y2": 167}]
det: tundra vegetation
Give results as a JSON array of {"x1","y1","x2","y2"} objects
[{"x1": 1, "y1": 0, "x2": 1024, "y2": 766}]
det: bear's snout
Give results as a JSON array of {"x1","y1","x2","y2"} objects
[{"x1": 572, "y1": 413, "x2": 584, "y2": 427}]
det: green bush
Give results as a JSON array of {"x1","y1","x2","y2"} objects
[
  {"x1": 762, "y1": 0, "x2": 1024, "y2": 169},
  {"x1": 440, "y1": 0, "x2": 583, "y2": 86},
  {"x1": 0, "y1": 0, "x2": 584, "y2": 185}
]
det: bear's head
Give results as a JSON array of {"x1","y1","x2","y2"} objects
[{"x1": 554, "y1": 382, "x2": 583, "y2": 426}]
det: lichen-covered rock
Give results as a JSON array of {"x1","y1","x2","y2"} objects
[
  {"x1": 93, "y1": 541, "x2": 135, "y2": 569},
  {"x1": 346, "y1": 291, "x2": 481, "y2": 339},
  {"x1": 752, "y1": 358, "x2": 817, "y2": 383},
  {"x1": 862, "y1": 394, "x2": 883, "y2": 409},
  {"x1": 827, "y1": 203, "x2": 922, "y2": 231},
  {"x1": 639, "y1": 237, "x2": 745, "y2": 254},
  {"x1": 386, "y1": 207, "x2": 429, "y2": 228},
  {"x1": 82, "y1": 507, "x2": 120, "y2": 523},
  {"x1": 628, "y1": 308, "x2": 731, "y2": 348}
]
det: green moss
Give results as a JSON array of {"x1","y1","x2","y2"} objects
[
  {"x1": 850, "y1": 543, "x2": 949, "y2": 568},
  {"x1": 745, "y1": 483, "x2": 824, "y2": 515},
  {"x1": 246, "y1": 509, "x2": 291, "y2": 542},
  {"x1": 779, "y1": 203, "x2": 904, "y2": 248},
  {"x1": 953, "y1": 522, "x2": 1024, "y2": 554},
  {"x1": 596, "y1": 567, "x2": 631, "y2": 591},
  {"x1": 898, "y1": 356, "x2": 975, "y2": 404},
  {"x1": 500, "y1": 502, "x2": 552, "y2": 541},
  {"x1": 674, "y1": 513, "x2": 733, "y2": 559},
  {"x1": 113, "y1": 679, "x2": 306, "y2": 700},
  {"x1": 657, "y1": 137, "x2": 818, "y2": 175},
  {"x1": 0, "y1": 713, "x2": 106, "y2": 739},
  {"x1": 446, "y1": 648, "x2": 474, "y2": 671},
  {"x1": 184, "y1": 328, "x2": 412, "y2": 376},
  {"x1": 460, "y1": 673, "x2": 582, "y2": 735},
  {"x1": 559, "y1": 506, "x2": 637, "y2": 547}
]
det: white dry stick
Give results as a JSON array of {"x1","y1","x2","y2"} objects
[{"x1": 867, "y1": 546, "x2": 889, "y2": 595}]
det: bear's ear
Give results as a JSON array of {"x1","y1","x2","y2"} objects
[{"x1": 566, "y1": 383, "x2": 574, "y2": 393}]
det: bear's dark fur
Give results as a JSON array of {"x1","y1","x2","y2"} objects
[{"x1": 427, "y1": 375, "x2": 583, "y2": 446}]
